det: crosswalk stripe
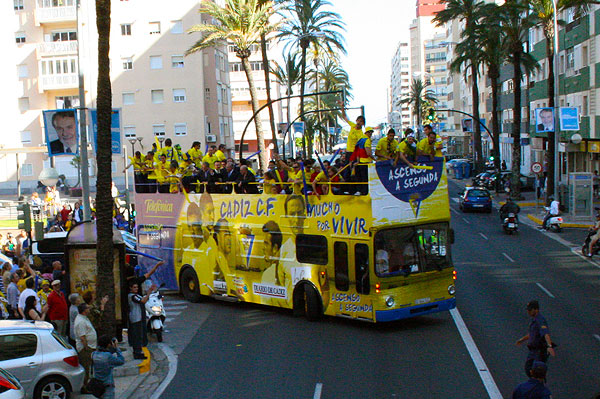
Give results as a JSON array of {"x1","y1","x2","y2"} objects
[
  {"x1": 167, "y1": 311, "x2": 182, "y2": 317},
  {"x1": 163, "y1": 305, "x2": 188, "y2": 311},
  {"x1": 164, "y1": 300, "x2": 188, "y2": 305}
]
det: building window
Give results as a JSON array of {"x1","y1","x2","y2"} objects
[
  {"x1": 152, "y1": 124, "x2": 165, "y2": 137},
  {"x1": 52, "y1": 31, "x2": 77, "y2": 41},
  {"x1": 151, "y1": 89, "x2": 164, "y2": 104},
  {"x1": 14, "y1": 0, "x2": 24, "y2": 10},
  {"x1": 171, "y1": 55, "x2": 184, "y2": 68},
  {"x1": 121, "y1": 24, "x2": 132, "y2": 36},
  {"x1": 17, "y1": 64, "x2": 28, "y2": 78},
  {"x1": 122, "y1": 92, "x2": 135, "y2": 105},
  {"x1": 15, "y1": 32, "x2": 25, "y2": 44},
  {"x1": 20, "y1": 131, "x2": 31, "y2": 144},
  {"x1": 171, "y1": 20, "x2": 183, "y2": 34},
  {"x1": 235, "y1": 143, "x2": 249, "y2": 152},
  {"x1": 173, "y1": 88, "x2": 186, "y2": 103},
  {"x1": 55, "y1": 96, "x2": 79, "y2": 109},
  {"x1": 124, "y1": 126, "x2": 136, "y2": 138},
  {"x1": 205, "y1": 88, "x2": 210, "y2": 100},
  {"x1": 174, "y1": 123, "x2": 187, "y2": 136},
  {"x1": 18, "y1": 97, "x2": 29, "y2": 112},
  {"x1": 229, "y1": 62, "x2": 242, "y2": 72},
  {"x1": 21, "y1": 164, "x2": 33, "y2": 177},
  {"x1": 250, "y1": 61, "x2": 263, "y2": 71},
  {"x1": 566, "y1": 47, "x2": 574, "y2": 72},
  {"x1": 150, "y1": 56, "x2": 162, "y2": 69},
  {"x1": 122, "y1": 57, "x2": 133, "y2": 70},
  {"x1": 149, "y1": 22, "x2": 161, "y2": 35}
]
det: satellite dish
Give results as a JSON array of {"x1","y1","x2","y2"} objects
[{"x1": 570, "y1": 133, "x2": 582, "y2": 144}]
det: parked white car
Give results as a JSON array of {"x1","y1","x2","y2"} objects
[
  {"x1": 0, "y1": 368, "x2": 25, "y2": 399},
  {"x1": 0, "y1": 321, "x2": 84, "y2": 399}
]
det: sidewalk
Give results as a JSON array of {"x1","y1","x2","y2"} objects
[
  {"x1": 449, "y1": 175, "x2": 594, "y2": 229},
  {"x1": 74, "y1": 341, "x2": 172, "y2": 399}
]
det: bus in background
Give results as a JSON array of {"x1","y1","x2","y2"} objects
[{"x1": 134, "y1": 159, "x2": 455, "y2": 322}]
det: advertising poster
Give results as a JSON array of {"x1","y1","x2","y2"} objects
[
  {"x1": 43, "y1": 109, "x2": 79, "y2": 156},
  {"x1": 559, "y1": 107, "x2": 580, "y2": 131},
  {"x1": 90, "y1": 108, "x2": 122, "y2": 154}
]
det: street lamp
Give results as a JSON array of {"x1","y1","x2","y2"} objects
[
  {"x1": 157, "y1": 136, "x2": 165, "y2": 148},
  {"x1": 136, "y1": 137, "x2": 144, "y2": 151}
]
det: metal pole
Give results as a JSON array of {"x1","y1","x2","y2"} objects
[
  {"x1": 76, "y1": 0, "x2": 91, "y2": 221},
  {"x1": 123, "y1": 145, "x2": 129, "y2": 191},
  {"x1": 16, "y1": 154, "x2": 20, "y2": 198},
  {"x1": 552, "y1": 0, "x2": 560, "y2": 200}
]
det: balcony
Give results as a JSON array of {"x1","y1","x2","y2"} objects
[
  {"x1": 37, "y1": 41, "x2": 78, "y2": 57},
  {"x1": 35, "y1": 4, "x2": 76, "y2": 25},
  {"x1": 39, "y1": 73, "x2": 78, "y2": 91}
]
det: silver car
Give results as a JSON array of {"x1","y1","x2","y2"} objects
[
  {"x1": 0, "y1": 368, "x2": 25, "y2": 399},
  {"x1": 0, "y1": 321, "x2": 84, "y2": 399}
]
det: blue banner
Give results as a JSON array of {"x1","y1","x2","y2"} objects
[{"x1": 90, "y1": 108, "x2": 122, "y2": 154}]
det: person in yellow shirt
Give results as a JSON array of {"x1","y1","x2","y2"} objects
[
  {"x1": 187, "y1": 141, "x2": 203, "y2": 166},
  {"x1": 353, "y1": 129, "x2": 373, "y2": 195},
  {"x1": 143, "y1": 152, "x2": 157, "y2": 193},
  {"x1": 395, "y1": 134, "x2": 417, "y2": 167},
  {"x1": 202, "y1": 146, "x2": 219, "y2": 169},
  {"x1": 375, "y1": 129, "x2": 399, "y2": 161},
  {"x1": 37, "y1": 280, "x2": 51, "y2": 307},
  {"x1": 165, "y1": 161, "x2": 182, "y2": 193},
  {"x1": 277, "y1": 158, "x2": 303, "y2": 195},
  {"x1": 215, "y1": 144, "x2": 227, "y2": 162},
  {"x1": 160, "y1": 138, "x2": 174, "y2": 161},
  {"x1": 155, "y1": 154, "x2": 170, "y2": 193},
  {"x1": 340, "y1": 105, "x2": 365, "y2": 157},
  {"x1": 416, "y1": 125, "x2": 444, "y2": 161}
]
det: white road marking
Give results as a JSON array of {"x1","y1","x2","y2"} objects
[
  {"x1": 150, "y1": 343, "x2": 178, "y2": 399},
  {"x1": 502, "y1": 253, "x2": 515, "y2": 263},
  {"x1": 535, "y1": 283, "x2": 555, "y2": 298},
  {"x1": 593, "y1": 334, "x2": 600, "y2": 343},
  {"x1": 450, "y1": 308, "x2": 502, "y2": 399},
  {"x1": 164, "y1": 300, "x2": 189, "y2": 305},
  {"x1": 452, "y1": 198, "x2": 459, "y2": 203},
  {"x1": 163, "y1": 305, "x2": 188, "y2": 311},
  {"x1": 313, "y1": 383, "x2": 323, "y2": 399},
  {"x1": 450, "y1": 207, "x2": 460, "y2": 215},
  {"x1": 462, "y1": 217, "x2": 471, "y2": 224},
  {"x1": 167, "y1": 311, "x2": 182, "y2": 317},
  {"x1": 569, "y1": 247, "x2": 600, "y2": 269},
  {"x1": 165, "y1": 318, "x2": 174, "y2": 323},
  {"x1": 479, "y1": 233, "x2": 488, "y2": 240}
]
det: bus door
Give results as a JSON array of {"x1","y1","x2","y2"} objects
[{"x1": 331, "y1": 239, "x2": 374, "y2": 321}]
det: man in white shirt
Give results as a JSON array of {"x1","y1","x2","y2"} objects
[
  {"x1": 18, "y1": 277, "x2": 41, "y2": 319},
  {"x1": 74, "y1": 303, "x2": 97, "y2": 388},
  {"x1": 542, "y1": 197, "x2": 560, "y2": 230}
]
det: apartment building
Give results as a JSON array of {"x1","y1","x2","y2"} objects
[
  {"x1": 3, "y1": 0, "x2": 232, "y2": 193},
  {"x1": 389, "y1": 42, "x2": 411, "y2": 131}
]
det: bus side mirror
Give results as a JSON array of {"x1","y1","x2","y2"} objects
[{"x1": 449, "y1": 229, "x2": 455, "y2": 244}]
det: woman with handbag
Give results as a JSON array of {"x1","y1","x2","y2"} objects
[{"x1": 89, "y1": 335, "x2": 124, "y2": 399}]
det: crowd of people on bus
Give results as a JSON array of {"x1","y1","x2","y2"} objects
[{"x1": 124, "y1": 119, "x2": 444, "y2": 197}]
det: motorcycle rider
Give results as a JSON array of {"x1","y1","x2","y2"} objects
[
  {"x1": 586, "y1": 212, "x2": 600, "y2": 256},
  {"x1": 542, "y1": 196, "x2": 560, "y2": 230},
  {"x1": 500, "y1": 197, "x2": 520, "y2": 222}
]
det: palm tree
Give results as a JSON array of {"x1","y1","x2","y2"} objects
[
  {"x1": 500, "y1": 0, "x2": 539, "y2": 200},
  {"x1": 278, "y1": 0, "x2": 346, "y2": 157},
  {"x1": 271, "y1": 52, "x2": 302, "y2": 156},
  {"x1": 434, "y1": 0, "x2": 486, "y2": 172},
  {"x1": 95, "y1": 0, "x2": 116, "y2": 337},
  {"x1": 529, "y1": 0, "x2": 597, "y2": 199},
  {"x1": 187, "y1": 0, "x2": 277, "y2": 171},
  {"x1": 478, "y1": 6, "x2": 504, "y2": 172},
  {"x1": 400, "y1": 78, "x2": 438, "y2": 137}
]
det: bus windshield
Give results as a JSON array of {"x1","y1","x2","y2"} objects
[{"x1": 374, "y1": 223, "x2": 451, "y2": 277}]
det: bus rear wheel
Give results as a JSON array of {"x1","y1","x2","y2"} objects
[
  {"x1": 303, "y1": 285, "x2": 323, "y2": 321},
  {"x1": 181, "y1": 268, "x2": 201, "y2": 303}
]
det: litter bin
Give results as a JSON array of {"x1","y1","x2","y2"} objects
[
  {"x1": 460, "y1": 162, "x2": 471, "y2": 180},
  {"x1": 454, "y1": 164, "x2": 463, "y2": 180}
]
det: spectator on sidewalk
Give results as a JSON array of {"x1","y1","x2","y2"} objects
[
  {"x1": 6, "y1": 273, "x2": 20, "y2": 319},
  {"x1": 82, "y1": 291, "x2": 109, "y2": 331},
  {"x1": 68, "y1": 293, "x2": 81, "y2": 343},
  {"x1": 74, "y1": 303, "x2": 97, "y2": 389},
  {"x1": 52, "y1": 261, "x2": 65, "y2": 282},
  {"x1": 1, "y1": 262, "x2": 12, "y2": 295},
  {"x1": 37, "y1": 280, "x2": 51, "y2": 308},
  {"x1": 91, "y1": 335, "x2": 125, "y2": 399},
  {"x1": 18, "y1": 277, "x2": 41, "y2": 319},
  {"x1": 128, "y1": 281, "x2": 156, "y2": 359},
  {"x1": 47, "y1": 280, "x2": 68, "y2": 337},
  {"x1": 24, "y1": 296, "x2": 47, "y2": 321}
]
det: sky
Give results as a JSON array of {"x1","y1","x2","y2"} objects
[{"x1": 331, "y1": 0, "x2": 416, "y2": 127}]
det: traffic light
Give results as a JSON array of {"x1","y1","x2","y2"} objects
[
  {"x1": 17, "y1": 203, "x2": 31, "y2": 231},
  {"x1": 427, "y1": 108, "x2": 436, "y2": 122},
  {"x1": 489, "y1": 155, "x2": 495, "y2": 162}
]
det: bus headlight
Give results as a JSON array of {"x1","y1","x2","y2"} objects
[
  {"x1": 385, "y1": 296, "x2": 395, "y2": 307},
  {"x1": 448, "y1": 285, "x2": 456, "y2": 296}
]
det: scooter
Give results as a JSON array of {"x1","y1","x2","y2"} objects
[
  {"x1": 145, "y1": 284, "x2": 166, "y2": 342},
  {"x1": 582, "y1": 230, "x2": 600, "y2": 257},
  {"x1": 542, "y1": 207, "x2": 563, "y2": 232},
  {"x1": 502, "y1": 212, "x2": 519, "y2": 235}
]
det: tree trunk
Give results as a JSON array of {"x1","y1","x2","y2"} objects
[
  {"x1": 299, "y1": 44, "x2": 308, "y2": 158},
  {"x1": 95, "y1": 0, "x2": 115, "y2": 338},
  {"x1": 241, "y1": 56, "x2": 267, "y2": 171},
  {"x1": 261, "y1": 34, "x2": 277, "y2": 155},
  {"x1": 490, "y1": 71, "x2": 501, "y2": 171},
  {"x1": 511, "y1": 51, "x2": 523, "y2": 200},
  {"x1": 472, "y1": 65, "x2": 483, "y2": 173},
  {"x1": 286, "y1": 86, "x2": 292, "y2": 158},
  {"x1": 416, "y1": 98, "x2": 422, "y2": 139},
  {"x1": 545, "y1": 37, "x2": 556, "y2": 202}
]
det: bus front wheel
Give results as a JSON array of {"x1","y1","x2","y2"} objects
[
  {"x1": 181, "y1": 268, "x2": 201, "y2": 303},
  {"x1": 303, "y1": 285, "x2": 323, "y2": 321}
]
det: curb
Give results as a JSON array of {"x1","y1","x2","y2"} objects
[
  {"x1": 526, "y1": 213, "x2": 590, "y2": 229},
  {"x1": 149, "y1": 343, "x2": 178, "y2": 399},
  {"x1": 121, "y1": 345, "x2": 159, "y2": 399},
  {"x1": 138, "y1": 347, "x2": 151, "y2": 374}
]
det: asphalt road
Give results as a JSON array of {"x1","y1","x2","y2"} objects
[{"x1": 159, "y1": 181, "x2": 600, "y2": 398}]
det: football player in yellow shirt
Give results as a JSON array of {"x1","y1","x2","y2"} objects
[
  {"x1": 215, "y1": 144, "x2": 227, "y2": 162},
  {"x1": 395, "y1": 134, "x2": 417, "y2": 167},
  {"x1": 187, "y1": 141, "x2": 203, "y2": 165},
  {"x1": 340, "y1": 105, "x2": 365, "y2": 156},
  {"x1": 202, "y1": 146, "x2": 219, "y2": 169},
  {"x1": 375, "y1": 129, "x2": 399, "y2": 160},
  {"x1": 416, "y1": 125, "x2": 444, "y2": 160}
]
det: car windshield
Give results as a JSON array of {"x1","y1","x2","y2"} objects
[
  {"x1": 374, "y1": 223, "x2": 452, "y2": 277},
  {"x1": 467, "y1": 189, "x2": 489, "y2": 198}
]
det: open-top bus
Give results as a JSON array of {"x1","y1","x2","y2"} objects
[{"x1": 134, "y1": 159, "x2": 455, "y2": 322}]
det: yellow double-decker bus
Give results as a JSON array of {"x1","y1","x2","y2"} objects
[{"x1": 135, "y1": 158, "x2": 456, "y2": 322}]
